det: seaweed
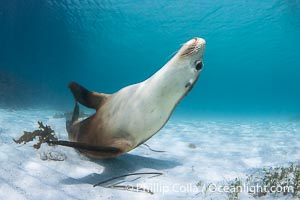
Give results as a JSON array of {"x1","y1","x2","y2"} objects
[
  {"x1": 225, "y1": 178, "x2": 242, "y2": 200},
  {"x1": 14, "y1": 121, "x2": 122, "y2": 153},
  {"x1": 201, "y1": 162, "x2": 300, "y2": 199},
  {"x1": 248, "y1": 163, "x2": 300, "y2": 198},
  {"x1": 13, "y1": 121, "x2": 58, "y2": 149}
]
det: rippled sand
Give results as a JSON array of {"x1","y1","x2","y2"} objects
[{"x1": 0, "y1": 109, "x2": 299, "y2": 199}]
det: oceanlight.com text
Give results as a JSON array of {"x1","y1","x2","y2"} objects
[{"x1": 134, "y1": 183, "x2": 294, "y2": 194}]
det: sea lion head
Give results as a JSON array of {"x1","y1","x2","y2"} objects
[{"x1": 162, "y1": 37, "x2": 206, "y2": 100}]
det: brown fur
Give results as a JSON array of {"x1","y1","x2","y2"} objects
[{"x1": 67, "y1": 84, "x2": 134, "y2": 158}]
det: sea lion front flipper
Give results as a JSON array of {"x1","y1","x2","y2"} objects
[
  {"x1": 47, "y1": 140, "x2": 122, "y2": 155},
  {"x1": 68, "y1": 82, "x2": 110, "y2": 110}
]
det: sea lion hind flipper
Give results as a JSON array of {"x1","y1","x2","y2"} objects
[
  {"x1": 72, "y1": 101, "x2": 79, "y2": 123},
  {"x1": 66, "y1": 101, "x2": 79, "y2": 135},
  {"x1": 68, "y1": 82, "x2": 110, "y2": 110}
]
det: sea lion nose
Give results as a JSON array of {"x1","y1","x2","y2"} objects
[
  {"x1": 196, "y1": 37, "x2": 206, "y2": 45},
  {"x1": 186, "y1": 37, "x2": 206, "y2": 47}
]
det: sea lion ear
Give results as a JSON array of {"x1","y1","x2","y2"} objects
[{"x1": 68, "y1": 82, "x2": 110, "y2": 110}]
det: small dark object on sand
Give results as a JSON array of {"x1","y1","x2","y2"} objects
[{"x1": 188, "y1": 143, "x2": 197, "y2": 149}]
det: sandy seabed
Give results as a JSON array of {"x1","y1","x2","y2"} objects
[{"x1": 0, "y1": 109, "x2": 299, "y2": 200}]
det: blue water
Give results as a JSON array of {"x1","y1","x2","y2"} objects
[{"x1": 0, "y1": 0, "x2": 299, "y2": 116}]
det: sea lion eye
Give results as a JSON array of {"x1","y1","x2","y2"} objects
[{"x1": 195, "y1": 61, "x2": 203, "y2": 71}]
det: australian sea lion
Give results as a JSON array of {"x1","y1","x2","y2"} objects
[{"x1": 66, "y1": 37, "x2": 206, "y2": 158}]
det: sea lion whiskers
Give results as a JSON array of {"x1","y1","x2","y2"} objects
[
  {"x1": 179, "y1": 38, "x2": 204, "y2": 57},
  {"x1": 168, "y1": 38, "x2": 201, "y2": 59},
  {"x1": 180, "y1": 45, "x2": 202, "y2": 57}
]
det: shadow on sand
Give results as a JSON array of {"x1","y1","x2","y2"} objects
[{"x1": 61, "y1": 153, "x2": 181, "y2": 186}]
